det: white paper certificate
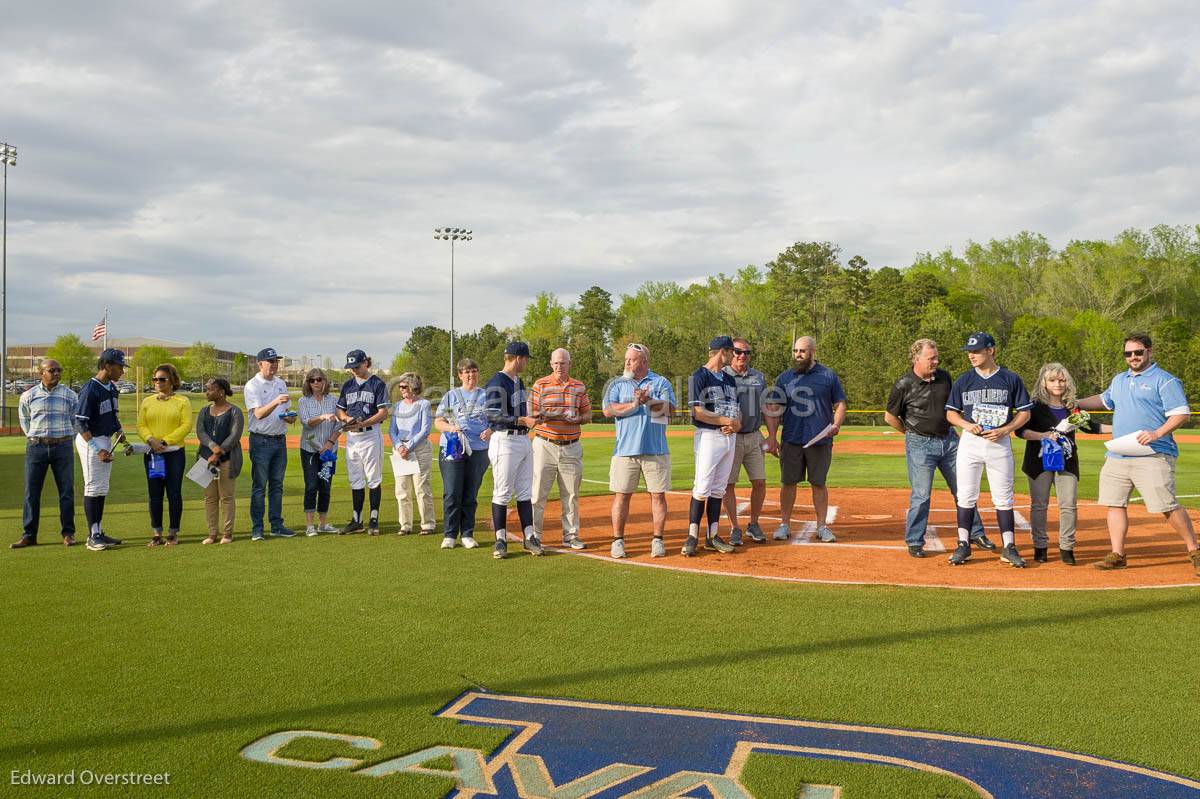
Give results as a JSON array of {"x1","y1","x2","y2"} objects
[
  {"x1": 185, "y1": 458, "x2": 215, "y2": 488},
  {"x1": 1104, "y1": 432, "x2": 1155, "y2": 457},
  {"x1": 804, "y1": 424, "x2": 836, "y2": 448},
  {"x1": 391, "y1": 452, "x2": 421, "y2": 475}
]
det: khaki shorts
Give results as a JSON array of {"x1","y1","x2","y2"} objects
[
  {"x1": 728, "y1": 430, "x2": 767, "y2": 483},
  {"x1": 781, "y1": 442, "x2": 832, "y2": 487},
  {"x1": 1098, "y1": 455, "x2": 1179, "y2": 514},
  {"x1": 610, "y1": 454, "x2": 671, "y2": 494}
]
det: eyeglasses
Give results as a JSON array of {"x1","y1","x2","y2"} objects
[
  {"x1": 308, "y1": 378, "x2": 324, "y2": 383},
  {"x1": 45, "y1": 368, "x2": 63, "y2": 373},
  {"x1": 1123, "y1": 349, "x2": 1146, "y2": 358},
  {"x1": 733, "y1": 348, "x2": 751, "y2": 356},
  {"x1": 397, "y1": 384, "x2": 411, "y2": 390},
  {"x1": 152, "y1": 377, "x2": 170, "y2": 383}
]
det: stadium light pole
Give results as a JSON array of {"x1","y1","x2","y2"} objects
[
  {"x1": 1, "y1": 142, "x2": 15, "y2": 430},
  {"x1": 434, "y1": 227, "x2": 472, "y2": 387}
]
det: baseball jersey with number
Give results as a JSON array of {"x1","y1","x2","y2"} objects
[
  {"x1": 337, "y1": 375, "x2": 389, "y2": 422},
  {"x1": 945, "y1": 367, "x2": 1031, "y2": 429},
  {"x1": 75, "y1": 378, "x2": 122, "y2": 437},
  {"x1": 688, "y1": 367, "x2": 740, "y2": 430},
  {"x1": 484, "y1": 372, "x2": 527, "y2": 430}
]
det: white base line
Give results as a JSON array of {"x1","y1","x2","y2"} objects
[{"x1": 924, "y1": 526, "x2": 947, "y2": 552}]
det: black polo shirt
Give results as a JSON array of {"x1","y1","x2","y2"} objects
[{"x1": 886, "y1": 368, "x2": 953, "y2": 438}]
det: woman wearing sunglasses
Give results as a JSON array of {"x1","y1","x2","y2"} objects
[
  {"x1": 137, "y1": 363, "x2": 192, "y2": 546},
  {"x1": 298, "y1": 368, "x2": 340, "y2": 535},
  {"x1": 390, "y1": 371, "x2": 436, "y2": 535}
]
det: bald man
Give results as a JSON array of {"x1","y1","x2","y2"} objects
[{"x1": 529, "y1": 348, "x2": 592, "y2": 549}]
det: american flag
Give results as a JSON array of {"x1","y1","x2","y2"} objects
[{"x1": 91, "y1": 317, "x2": 107, "y2": 342}]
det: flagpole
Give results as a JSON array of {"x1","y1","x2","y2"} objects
[{"x1": 103, "y1": 307, "x2": 108, "y2": 350}]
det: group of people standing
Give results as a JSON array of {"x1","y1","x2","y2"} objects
[{"x1": 10, "y1": 331, "x2": 1199, "y2": 575}]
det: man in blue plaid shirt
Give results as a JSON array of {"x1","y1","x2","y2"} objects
[{"x1": 11, "y1": 359, "x2": 79, "y2": 548}]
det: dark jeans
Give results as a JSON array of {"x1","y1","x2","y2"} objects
[
  {"x1": 904, "y1": 430, "x2": 984, "y2": 546},
  {"x1": 144, "y1": 448, "x2": 186, "y2": 532},
  {"x1": 249, "y1": 433, "x2": 287, "y2": 534},
  {"x1": 439, "y1": 449, "x2": 489, "y2": 538},
  {"x1": 300, "y1": 449, "x2": 332, "y2": 514},
  {"x1": 23, "y1": 440, "x2": 75, "y2": 539}
]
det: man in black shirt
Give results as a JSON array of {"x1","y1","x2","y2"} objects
[{"x1": 884, "y1": 339, "x2": 989, "y2": 557}]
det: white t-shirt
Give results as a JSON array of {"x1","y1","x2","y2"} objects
[{"x1": 244, "y1": 373, "x2": 291, "y2": 435}]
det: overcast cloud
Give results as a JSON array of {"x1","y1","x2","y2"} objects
[{"x1": 3, "y1": 0, "x2": 1198, "y2": 362}]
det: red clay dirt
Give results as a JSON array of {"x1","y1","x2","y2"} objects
[{"x1": 537, "y1": 488, "x2": 1200, "y2": 591}]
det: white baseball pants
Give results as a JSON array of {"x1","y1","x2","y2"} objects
[
  {"x1": 489, "y1": 432, "x2": 533, "y2": 503},
  {"x1": 692, "y1": 428, "x2": 736, "y2": 500},
  {"x1": 954, "y1": 431, "x2": 1015, "y2": 510},
  {"x1": 346, "y1": 428, "x2": 383, "y2": 490},
  {"x1": 75, "y1": 434, "x2": 113, "y2": 496}
]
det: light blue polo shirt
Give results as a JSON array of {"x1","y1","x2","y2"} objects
[
  {"x1": 1101, "y1": 363, "x2": 1190, "y2": 458},
  {"x1": 603, "y1": 370, "x2": 677, "y2": 456}
]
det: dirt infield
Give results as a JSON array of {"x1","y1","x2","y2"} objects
[{"x1": 538, "y1": 487, "x2": 1200, "y2": 591}]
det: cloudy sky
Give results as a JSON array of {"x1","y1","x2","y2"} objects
[{"x1": 4, "y1": 0, "x2": 1198, "y2": 362}]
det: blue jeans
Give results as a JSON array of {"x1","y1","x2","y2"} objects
[
  {"x1": 904, "y1": 430, "x2": 983, "y2": 546},
  {"x1": 249, "y1": 433, "x2": 287, "y2": 534},
  {"x1": 23, "y1": 440, "x2": 75, "y2": 539},
  {"x1": 439, "y1": 449, "x2": 490, "y2": 538}
]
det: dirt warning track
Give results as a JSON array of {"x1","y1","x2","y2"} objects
[{"x1": 535, "y1": 487, "x2": 1200, "y2": 591}]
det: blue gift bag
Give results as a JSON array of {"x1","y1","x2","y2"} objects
[{"x1": 1040, "y1": 437, "x2": 1065, "y2": 472}]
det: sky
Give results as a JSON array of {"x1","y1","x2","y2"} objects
[{"x1": 3, "y1": 0, "x2": 1198, "y2": 363}]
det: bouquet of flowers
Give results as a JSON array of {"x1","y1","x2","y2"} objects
[{"x1": 1055, "y1": 408, "x2": 1092, "y2": 433}]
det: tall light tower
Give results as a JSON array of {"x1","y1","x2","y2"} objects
[
  {"x1": 434, "y1": 227, "x2": 472, "y2": 386},
  {"x1": 1, "y1": 142, "x2": 16, "y2": 430}
]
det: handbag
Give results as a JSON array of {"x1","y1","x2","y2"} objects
[{"x1": 1039, "y1": 437, "x2": 1065, "y2": 472}]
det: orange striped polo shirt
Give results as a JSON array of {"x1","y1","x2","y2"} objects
[{"x1": 530, "y1": 375, "x2": 592, "y2": 443}]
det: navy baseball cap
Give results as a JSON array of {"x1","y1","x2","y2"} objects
[
  {"x1": 962, "y1": 332, "x2": 996, "y2": 351},
  {"x1": 709, "y1": 335, "x2": 734, "y2": 351},
  {"x1": 99, "y1": 348, "x2": 127, "y2": 367},
  {"x1": 256, "y1": 347, "x2": 280, "y2": 362},
  {"x1": 344, "y1": 349, "x2": 368, "y2": 368},
  {"x1": 504, "y1": 341, "x2": 531, "y2": 357}
]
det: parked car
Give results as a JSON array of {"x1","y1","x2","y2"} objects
[{"x1": 116, "y1": 381, "x2": 137, "y2": 393}]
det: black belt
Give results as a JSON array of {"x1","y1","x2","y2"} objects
[
  {"x1": 29, "y1": 436, "x2": 70, "y2": 445},
  {"x1": 500, "y1": 427, "x2": 530, "y2": 435},
  {"x1": 250, "y1": 432, "x2": 285, "y2": 439},
  {"x1": 535, "y1": 433, "x2": 578, "y2": 446},
  {"x1": 349, "y1": 426, "x2": 375, "y2": 433}
]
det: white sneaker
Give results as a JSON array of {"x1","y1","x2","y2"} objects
[
  {"x1": 773, "y1": 524, "x2": 791, "y2": 541},
  {"x1": 461, "y1": 536, "x2": 479, "y2": 549},
  {"x1": 611, "y1": 539, "x2": 626, "y2": 559},
  {"x1": 317, "y1": 523, "x2": 338, "y2": 533},
  {"x1": 440, "y1": 537, "x2": 456, "y2": 550},
  {"x1": 817, "y1": 525, "x2": 837, "y2": 543},
  {"x1": 305, "y1": 525, "x2": 318, "y2": 537},
  {"x1": 650, "y1": 538, "x2": 666, "y2": 558}
]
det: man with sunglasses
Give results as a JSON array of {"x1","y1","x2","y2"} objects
[
  {"x1": 1077, "y1": 334, "x2": 1198, "y2": 574},
  {"x1": 11, "y1": 360, "x2": 78, "y2": 549},
  {"x1": 722, "y1": 338, "x2": 769, "y2": 545}
]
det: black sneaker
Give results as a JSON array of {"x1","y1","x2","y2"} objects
[
  {"x1": 340, "y1": 520, "x2": 364, "y2": 535},
  {"x1": 971, "y1": 533, "x2": 997, "y2": 551},
  {"x1": 948, "y1": 541, "x2": 972, "y2": 565},
  {"x1": 272, "y1": 527, "x2": 297, "y2": 538},
  {"x1": 1000, "y1": 545, "x2": 1026, "y2": 568},
  {"x1": 704, "y1": 535, "x2": 735, "y2": 554},
  {"x1": 1034, "y1": 547, "x2": 1048, "y2": 563},
  {"x1": 523, "y1": 536, "x2": 544, "y2": 556},
  {"x1": 681, "y1": 536, "x2": 698, "y2": 557},
  {"x1": 98, "y1": 532, "x2": 122, "y2": 546},
  {"x1": 1060, "y1": 548, "x2": 1076, "y2": 566},
  {"x1": 908, "y1": 545, "x2": 925, "y2": 558},
  {"x1": 493, "y1": 539, "x2": 508, "y2": 560}
]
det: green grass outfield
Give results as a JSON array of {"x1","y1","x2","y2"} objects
[{"x1": 2, "y1": 428, "x2": 1198, "y2": 798}]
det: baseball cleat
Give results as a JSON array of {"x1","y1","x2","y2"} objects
[
  {"x1": 367, "y1": 525, "x2": 380, "y2": 537},
  {"x1": 772, "y1": 524, "x2": 791, "y2": 541},
  {"x1": 340, "y1": 520, "x2": 364, "y2": 535},
  {"x1": 746, "y1": 523, "x2": 766, "y2": 543},
  {"x1": 1060, "y1": 548, "x2": 1076, "y2": 566},
  {"x1": 971, "y1": 533, "x2": 997, "y2": 551},
  {"x1": 681, "y1": 536, "x2": 698, "y2": 557},
  {"x1": 610, "y1": 538, "x2": 626, "y2": 559},
  {"x1": 523, "y1": 535, "x2": 544, "y2": 556},
  {"x1": 1034, "y1": 547, "x2": 1048, "y2": 563},
  {"x1": 1095, "y1": 552, "x2": 1126, "y2": 570},
  {"x1": 564, "y1": 535, "x2": 587, "y2": 550},
  {"x1": 493, "y1": 539, "x2": 508, "y2": 559},
  {"x1": 1000, "y1": 545, "x2": 1026, "y2": 568},
  {"x1": 461, "y1": 536, "x2": 479, "y2": 549},
  {"x1": 704, "y1": 535, "x2": 735, "y2": 554},
  {"x1": 816, "y1": 525, "x2": 836, "y2": 543},
  {"x1": 650, "y1": 537, "x2": 666, "y2": 558},
  {"x1": 728, "y1": 527, "x2": 744, "y2": 546},
  {"x1": 948, "y1": 542, "x2": 972, "y2": 565},
  {"x1": 86, "y1": 535, "x2": 109, "y2": 551},
  {"x1": 440, "y1": 537, "x2": 456, "y2": 550},
  {"x1": 908, "y1": 545, "x2": 925, "y2": 558},
  {"x1": 98, "y1": 532, "x2": 123, "y2": 546}
]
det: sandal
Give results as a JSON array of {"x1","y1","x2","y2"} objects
[
  {"x1": 148, "y1": 535, "x2": 164, "y2": 548},
  {"x1": 219, "y1": 535, "x2": 233, "y2": 544},
  {"x1": 165, "y1": 533, "x2": 179, "y2": 546},
  {"x1": 201, "y1": 535, "x2": 217, "y2": 545}
]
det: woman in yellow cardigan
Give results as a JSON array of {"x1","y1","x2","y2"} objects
[{"x1": 137, "y1": 363, "x2": 193, "y2": 546}]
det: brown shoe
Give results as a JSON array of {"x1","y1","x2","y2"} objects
[
  {"x1": 10, "y1": 537, "x2": 37, "y2": 549},
  {"x1": 1095, "y1": 552, "x2": 1127, "y2": 571},
  {"x1": 1189, "y1": 549, "x2": 1200, "y2": 576},
  {"x1": 63, "y1": 535, "x2": 75, "y2": 547}
]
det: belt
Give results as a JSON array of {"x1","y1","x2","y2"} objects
[
  {"x1": 349, "y1": 426, "x2": 375, "y2": 433},
  {"x1": 29, "y1": 436, "x2": 70, "y2": 445},
  {"x1": 249, "y1": 432, "x2": 285, "y2": 439},
  {"x1": 535, "y1": 433, "x2": 578, "y2": 446},
  {"x1": 501, "y1": 427, "x2": 530, "y2": 435}
]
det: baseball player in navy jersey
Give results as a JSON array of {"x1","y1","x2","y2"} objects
[
  {"x1": 337, "y1": 350, "x2": 390, "y2": 535},
  {"x1": 945, "y1": 332, "x2": 1032, "y2": 568},
  {"x1": 485, "y1": 341, "x2": 541, "y2": 559},
  {"x1": 685, "y1": 336, "x2": 741, "y2": 556},
  {"x1": 74, "y1": 348, "x2": 128, "y2": 551}
]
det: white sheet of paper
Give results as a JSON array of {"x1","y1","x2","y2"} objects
[
  {"x1": 185, "y1": 458, "x2": 215, "y2": 488},
  {"x1": 804, "y1": 424, "x2": 836, "y2": 448},
  {"x1": 391, "y1": 452, "x2": 421, "y2": 475},
  {"x1": 1104, "y1": 432, "x2": 1155, "y2": 457},
  {"x1": 128, "y1": 443, "x2": 182, "y2": 454}
]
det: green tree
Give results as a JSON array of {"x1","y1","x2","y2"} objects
[
  {"x1": 130, "y1": 346, "x2": 176, "y2": 385},
  {"x1": 1070, "y1": 311, "x2": 1124, "y2": 396},
  {"x1": 519, "y1": 292, "x2": 568, "y2": 378},
  {"x1": 45, "y1": 334, "x2": 95, "y2": 386},
  {"x1": 181, "y1": 341, "x2": 221, "y2": 381},
  {"x1": 568, "y1": 286, "x2": 617, "y2": 403},
  {"x1": 1003, "y1": 315, "x2": 1080, "y2": 385}
]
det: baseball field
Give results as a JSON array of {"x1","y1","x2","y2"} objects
[{"x1": 3, "y1": 423, "x2": 1198, "y2": 798}]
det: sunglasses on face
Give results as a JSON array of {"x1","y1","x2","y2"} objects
[
  {"x1": 733, "y1": 348, "x2": 751, "y2": 356},
  {"x1": 45, "y1": 368, "x2": 63, "y2": 373},
  {"x1": 308, "y1": 378, "x2": 324, "y2": 383},
  {"x1": 1123, "y1": 349, "x2": 1146, "y2": 358},
  {"x1": 152, "y1": 377, "x2": 170, "y2": 383}
]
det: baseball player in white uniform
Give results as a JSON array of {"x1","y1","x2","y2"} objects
[
  {"x1": 485, "y1": 341, "x2": 541, "y2": 559},
  {"x1": 684, "y1": 336, "x2": 742, "y2": 556},
  {"x1": 945, "y1": 332, "x2": 1032, "y2": 568},
  {"x1": 337, "y1": 350, "x2": 390, "y2": 535}
]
